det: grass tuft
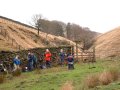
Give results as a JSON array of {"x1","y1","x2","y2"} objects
[
  {"x1": 99, "y1": 71, "x2": 113, "y2": 85},
  {"x1": 84, "y1": 74, "x2": 99, "y2": 88},
  {"x1": 61, "y1": 81, "x2": 73, "y2": 90},
  {"x1": 0, "y1": 75, "x2": 5, "y2": 84},
  {"x1": 109, "y1": 68, "x2": 119, "y2": 81},
  {"x1": 12, "y1": 69, "x2": 21, "y2": 77}
]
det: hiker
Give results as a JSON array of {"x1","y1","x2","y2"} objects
[
  {"x1": 32, "y1": 53, "x2": 38, "y2": 69},
  {"x1": 13, "y1": 55, "x2": 21, "y2": 71},
  {"x1": 0, "y1": 63, "x2": 5, "y2": 73},
  {"x1": 0, "y1": 60, "x2": 7, "y2": 73},
  {"x1": 44, "y1": 49, "x2": 52, "y2": 68},
  {"x1": 59, "y1": 49, "x2": 65, "y2": 66},
  {"x1": 27, "y1": 52, "x2": 33, "y2": 71},
  {"x1": 67, "y1": 53, "x2": 74, "y2": 70}
]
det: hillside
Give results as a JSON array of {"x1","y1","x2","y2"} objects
[
  {"x1": 34, "y1": 18, "x2": 98, "y2": 49},
  {"x1": 0, "y1": 16, "x2": 75, "y2": 51},
  {"x1": 94, "y1": 26, "x2": 120, "y2": 58}
]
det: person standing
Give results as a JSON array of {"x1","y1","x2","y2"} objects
[
  {"x1": 27, "y1": 52, "x2": 33, "y2": 71},
  {"x1": 44, "y1": 49, "x2": 52, "y2": 68},
  {"x1": 33, "y1": 53, "x2": 38, "y2": 69},
  {"x1": 59, "y1": 49, "x2": 65, "y2": 66},
  {"x1": 67, "y1": 53, "x2": 74, "y2": 70},
  {"x1": 13, "y1": 55, "x2": 21, "y2": 71}
]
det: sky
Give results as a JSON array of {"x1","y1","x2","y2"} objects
[{"x1": 0, "y1": 0, "x2": 120, "y2": 33}]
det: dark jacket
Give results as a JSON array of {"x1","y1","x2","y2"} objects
[
  {"x1": 59, "y1": 52, "x2": 65, "y2": 60},
  {"x1": 28, "y1": 54, "x2": 33, "y2": 62},
  {"x1": 67, "y1": 54, "x2": 74, "y2": 62}
]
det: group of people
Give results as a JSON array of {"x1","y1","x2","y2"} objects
[{"x1": 12, "y1": 49, "x2": 74, "y2": 72}]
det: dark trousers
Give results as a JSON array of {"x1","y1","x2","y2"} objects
[
  {"x1": 68, "y1": 64, "x2": 74, "y2": 70},
  {"x1": 46, "y1": 61, "x2": 51, "y2": 68},
  {"x1": 60, "y1": 59, "x2": 64, "y2": 66},
  {"x1": 33, "y1": 62, "x2": 37, "y2": 69},
  {"x1": 28, "y1": 62, "x2": 33, "y2": 71}
]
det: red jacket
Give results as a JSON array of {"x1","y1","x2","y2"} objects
[{"x1": 45, "y1": 52, "x2": 52, "y2": 61}]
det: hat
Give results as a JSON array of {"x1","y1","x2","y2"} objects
[{"x1": 46, "y1": 49, "x2": 49, "y2": 52}]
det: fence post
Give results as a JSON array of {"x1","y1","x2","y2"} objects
[
  {"x1": 0, "y1": 26, "x2": 2, "y2": 33},
  {"x1": 18, "y1": 45, "x2": 20, "y2": 50},
  {"x1": 81, "y1": 52, "x2": 83, "y2": 62},
  {"x1": 7, "y1": 36, "x2": 9, "y2": 41},
  {"x1": 72, "y1": 46, "x2": 74, "y2": 55},
  {"x1": 93, "y1": 46, "x2": 96, "y2": 62},
  {"x1": 12, "y1": 39, "x2": 14, "y2": 46},
  {"x1": 75, "y1": 42, "x2": 78, "y2": 62},
  {"x1": 4, "y1": 28, "x2": 7, "y2": 38}
]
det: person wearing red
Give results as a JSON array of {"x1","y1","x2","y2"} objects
[{"x1": 44, "y1": 49, "x2": 52, "y2": 68}]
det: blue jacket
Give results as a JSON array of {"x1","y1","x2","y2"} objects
[{"x1": 13, "y1": 58, "x2": 20, "y2": 65}]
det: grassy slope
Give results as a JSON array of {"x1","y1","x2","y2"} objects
[
  {"x1": 95, "y1": 26, "x2": 120, "y2": 58},
  {"x1": 0, "y1": 60, "x2": 120, "y2": 90},
  {"x1": 0, "y1": 23, "x2": 75, "y2": 51}
]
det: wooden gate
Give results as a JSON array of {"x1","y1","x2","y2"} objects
[{"x1": 74, "y1": 40, "x2": 96, "y2": 63}]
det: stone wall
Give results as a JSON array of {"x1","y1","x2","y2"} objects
[{"x1": 0, "y1": 45, "x2": 74, "y2": 69}]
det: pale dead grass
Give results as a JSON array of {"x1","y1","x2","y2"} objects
[
  {"x1": 99, "y1": 71, "x2": 113, "y2": 85},
  {"x1": 61, "y1": 81, "x2": 73, "y2": 90},
  {"x1": 0, "y1": 21, "x2": 76, "y2": 51},
  {"x1": 84, "y1": 74, "x2": 99, "y2": 88},
  {"x1": 98, "y1": 69, "x2": 119, "y2": 85},
  {"x1": 0, "y1": 75, "x2": 5, "y2": 84},
  {"x1": 94, "y1": 26, "x2": 120, "y2": 58},
  {"x1": 84, "y1": 68, "x2": 119, "y2": 88}
]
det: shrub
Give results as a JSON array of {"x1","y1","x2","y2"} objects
[
  {"x1": 21, "y1": 36, "x2": 25, "y2": 40},
  {"x1": 84, "y1": 74, "x2": 99, "y2": 88},
  {"x1": 34, "y1": 39, "x2": 37, "y2": 43},
  {"x1": 0, "y1": 75, "x2": 5, "y2": 84},
  {"x1": 99, "y1": 71, "x2": 112, "y2": 85},
  {"x1": 12, "y1": 69, "x2": 21, "y2": 77}
]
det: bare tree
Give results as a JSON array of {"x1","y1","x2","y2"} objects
[
  {"x1": 32, "y1": 14, "x2": 43, "y2": 35},
  {"x1": 66, "y1": 22, "x2": 71, "y2": 39},
  {"x1": 30, "y1": 14, "x2": 98, "y2": 49}
]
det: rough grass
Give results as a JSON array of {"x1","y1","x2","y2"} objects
[
  {"x1": 83, "y1": 61, "x2": 120, "y2": 89},
  {"x1": 84, "y1": 74, "x2": 99, "y2": 88},
  {"x1": 99, "y1": 71, "x2": 113, "y2": 85},
  {"x1": 0, "y1": 60, "x2": 119, "y2": 90},
  {"x1": 12, "y1": 69, "x2": 21, "y2": 77},
  {"x1": 61, "y1": 81, "x2": 73, "y2": 90},
  {"x1": 0, "y1": 75, "x2": 5, "y2": 84},
  {"x1": 99, "y1": 69, "x2": 119, "y2": 85},
  {"x1": 35, "y1": 67, "x2": 68, "y2": 74},
  {"x1": 109, "y1": 68, "x2": 119, "y2": 81},
  {"x1": 0, "y1": 22, "x2": 76, "y2": 51}
]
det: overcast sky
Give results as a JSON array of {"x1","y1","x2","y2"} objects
[{"x1": 0, "y1": 0, "x2": 120, "y2": 33}]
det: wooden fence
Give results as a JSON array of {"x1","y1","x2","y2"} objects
[{"x1": 74, "y1": 40, "x2": 96, "y2": 62}]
